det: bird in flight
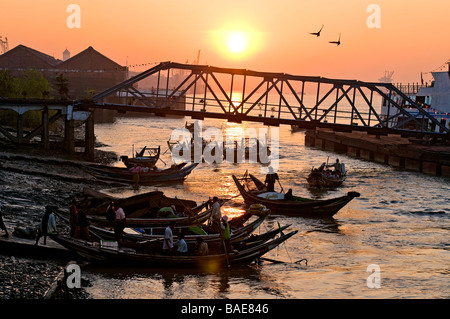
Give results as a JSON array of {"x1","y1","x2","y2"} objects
[
  {"x1": 309, "y1": 25, "x2": 324, "y2": 37},
  {"x1": 329, "y1": 33, "x2": 341, "y2": 46}
]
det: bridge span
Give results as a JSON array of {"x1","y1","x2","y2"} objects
[
  {"x1": 87, "y1": 61, "x2": 449, "y2": 138},
  {"x1": 1, "y1": 62, "x2": 449, "y2": 161}
]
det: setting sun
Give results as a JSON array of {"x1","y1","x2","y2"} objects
[{"x1": 227, "y1": 31, "x2": 247, "y2": 53}]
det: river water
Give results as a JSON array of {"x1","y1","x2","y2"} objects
[{"x1": 80, "y1": 114, "x2": 449, "y2": 300}]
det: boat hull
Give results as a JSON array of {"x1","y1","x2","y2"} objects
[
  {"x1": 82, "y1": 162, "x2": 198, "y2": 184},
  {"x1": 50, "y1": 230, "x2": 298, "y2": 268},
  {"x1": 233, "y1": 174, "x2": 359, "y2": 218}
]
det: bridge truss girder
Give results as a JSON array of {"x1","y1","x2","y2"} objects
[{"x1": 92, "y1": 62, "x2": 449, "y2": 136}]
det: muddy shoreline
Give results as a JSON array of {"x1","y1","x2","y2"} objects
[{"x1": 0, "y1": 145, "x2": 118, "y2": 299}]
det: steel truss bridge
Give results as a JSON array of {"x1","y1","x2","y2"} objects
[{"x1": 86, "y1": 62, "x2": 449, "y2": 138}]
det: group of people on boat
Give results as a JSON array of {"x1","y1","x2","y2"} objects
[{"x1": 314, "y1": 158, "x2": 345, "y2": 178}]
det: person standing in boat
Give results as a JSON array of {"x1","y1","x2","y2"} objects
[
  {"x1": 113, "y1": 202, "x2": 126, "y2": 247},
  {"x1": 209, "y1": 197, "x2": 222, "y2": 233},
  {"x1": 220, "y1": 215, "x2": 232, "y2": 254},
  {"x1": 35, "y1": 206, "x2": 57, "y2": 246},
  {"x1": 264, "y1": 167, "x2": 279, "y2": 192},
  {"x1": 162, "y1": 221, "x2": 176, "y2": 255}
]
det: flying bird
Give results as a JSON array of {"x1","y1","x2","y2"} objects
[
  {"x1": 309, "y1": 25, "x2": 324, "y2": 37},
  {"x1": 329, "y1": 33, "x2": 341, "y2": 46}
]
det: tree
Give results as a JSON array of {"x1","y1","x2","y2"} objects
[
  {"x1": 55, "y1": 73, "x2": 70, "y2": 100},
  {"x1": 0, "y1": 70, "x2": 19, "y2": 97},
  {"x1": 17, "y1": 69, "x2": 52, "y2": 99}
]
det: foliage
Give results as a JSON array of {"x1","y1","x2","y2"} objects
[
  {"x1": 55, "y1": 73, "x2": 69, "y2": 99},
  {"x1": 0, "y1": 69, "x2": 52, "y2": 99}
]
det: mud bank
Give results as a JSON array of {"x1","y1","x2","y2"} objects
[{"x1": 0, "y1": 146, "x2": 118, "y2": 299}]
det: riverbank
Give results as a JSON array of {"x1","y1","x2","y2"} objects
[{"x1": 0, "y1": 145, "x2": 118, "y2": 299}]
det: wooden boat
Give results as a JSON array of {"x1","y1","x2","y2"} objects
[
  {"x1": 49, "y1": 229, "x2": 298, "y2": 268},
  {"x1": 84, "y1": 222, "x2": 288, "y2": 256},
  {"x1": 232, "y1": 174, "x2": 360, "y2": 218},
  {"x1": 55, "y1": 200, "x2": 213, "y2": 228},
  {"x1": 120, "y1": 146, "x2": 161, "y2": 169},
  {"x1": 86, "y1": 213, "x2": 270, "y2": 246},
  {"x1": 82, "y1": 162, "x2": 198, "y2": 184},
  {"x1": 306, "y1": 169, "x2": 346, "y2": 188},
  {"x1": 79, "y1": 187, "x2": 197, "y2": 217},
  {"x1": 306, "y1": 162, "x2": 347, "y2": 188}
]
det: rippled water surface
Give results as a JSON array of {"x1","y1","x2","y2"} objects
[{"x1": 83, "y1": 116, "x2": 449, "y2": 299}]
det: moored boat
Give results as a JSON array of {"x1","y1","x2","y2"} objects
[
  {"x1": 49, "y1": 229, "x2": 298, "y2": 268},
  {"x1": 232, "y1": 174, "x2": 360, "y2": 218},
  {"x1": 56, "y1": 200, "x2": 213, "y2": 228},
  {"x1": 82, "y1": 162, "x2": 198, "y2": 184},
  {"x1": 120, "y1": 145, "x2": 161, "y2": 169}
]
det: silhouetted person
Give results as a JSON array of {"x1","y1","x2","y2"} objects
[
  {"x1": 35, "y1": 206, "x2": 57, "y2": 246},
  {"x1": 284, "y1": 189, "x2": 294, "y2": 201},
  {"x1": 265, "y1": 167, "x2": 279, "y2": 192}
]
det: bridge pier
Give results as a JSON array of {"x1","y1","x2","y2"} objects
[{"x1": 0, "y1": 102, "x2": 95, "y2": 161}]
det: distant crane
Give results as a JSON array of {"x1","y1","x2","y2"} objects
[
  {"x1": 194, "y1": 50, "x2": 201, "y2": 65},
  {"x1": 0, "y1": 36, "x2": 9, "y2": 54}
]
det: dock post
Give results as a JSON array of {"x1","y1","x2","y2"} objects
[
  {"x1": 85, "y1": 112, "x2": 95, "y2": 161},
  {"x1": 65, "y1": 116, "x2": 75, "y2": 155}
]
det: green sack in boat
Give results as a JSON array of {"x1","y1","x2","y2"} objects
[{"x1": 188, "y1": 226, "x2": 207, "y2": 235}]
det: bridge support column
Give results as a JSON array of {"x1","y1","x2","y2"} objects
[{"x1": 65, "y1": 117, "x2": 75, "y2": 155}]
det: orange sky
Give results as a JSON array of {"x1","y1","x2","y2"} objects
[{"x1": 0, "y1": 0, "x2": 449, "y2": 83}]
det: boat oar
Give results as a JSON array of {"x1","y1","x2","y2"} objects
[
  {"x1": 259, "y1": 257, "x2": 308, "y2": 265},
  {"x1": 277, "y1": 179, "x2": 285, "y2": 194},
  {"x1": 222, "y1": 239, "x2": 230, "y2": 267},
  {"x1": 158, "y1": 157, "x2": 167, "y2": 166}
]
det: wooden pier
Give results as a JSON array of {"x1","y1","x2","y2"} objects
[
  {"x1": 305, "y1": 128, "x2": 450, "y2": 177},
  {"x1": 0, "y1": 99, "x2": 95, "y2": 160}
]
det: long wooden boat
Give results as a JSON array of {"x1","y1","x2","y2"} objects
[
  {"x1": 80, "y1": 187, "x2": 197, "y2": 217},
  {"x1": 49, "y1": 230, "x2": 298, "y2": 268},
  {"x1": 232, "y1": 174, "x2": 360, "y2": 218},
  {"x1": 55, "y1": 200, "x2": 213, "y2": 228},
  {"x1": 87, "y1": 223, "x2": 288, "y2": 256},
  {"x1": 120, "y1": 146, "x2": 161, "y2": 169},
  {"x1": 87, "y1": 213, "x2": 269, "y2": 245},
  {"x1": 82, "y1": 162, "x2": 198, "y2": 184}
]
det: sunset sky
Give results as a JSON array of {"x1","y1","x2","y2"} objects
[{"x1": 0, "y1": 0, "x2": 449, "y2": 83}]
